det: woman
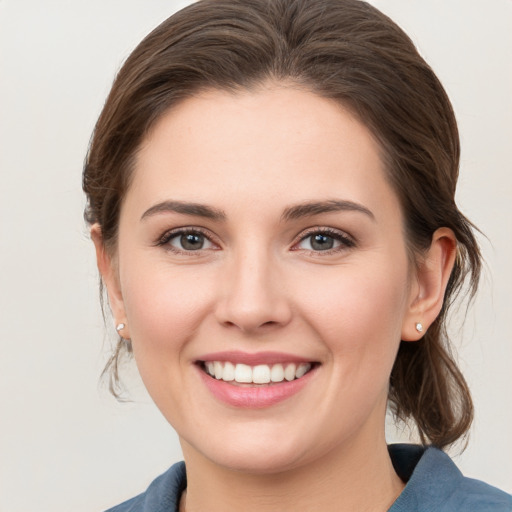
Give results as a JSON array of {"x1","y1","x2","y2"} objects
[{"x1": 83, "y1": 0, "x2": 512, "y2": 510}]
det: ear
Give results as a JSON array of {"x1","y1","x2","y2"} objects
[
  {"x1": 91, "y1": 224, "x2": 130, "y2": 339},
  {"x1": 401, "y1": 227, "x2": 457, "y2": 341}
]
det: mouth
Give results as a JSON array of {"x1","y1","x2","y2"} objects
[
  {"x1": 194, "y1": 351, "x2": 320, "y2": 407},
  {"x1": 199, "y1": 360, "x2": 317, "y2": 386}
]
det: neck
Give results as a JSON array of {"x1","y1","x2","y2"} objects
[{"x1": 180, "y1": 430, "x2": 404, "y2": 512}]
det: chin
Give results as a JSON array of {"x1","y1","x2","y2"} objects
[
  {"x1": 211, "y1": 447, "x2": 308, "y2": 475},
  {"x1": 181, "y1": 423, "x2": 316, "y2": 475}
]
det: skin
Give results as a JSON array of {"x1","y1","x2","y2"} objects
[{"x1": 93, "y1": 84, "x2": 456, "y2": 511}]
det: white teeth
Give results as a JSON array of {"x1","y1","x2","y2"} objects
[
  {"x1": 234, "y1": 363, "x2": 253, "y2": 383},
  {"x1": 204, "y1": 361, "x2": 313, "y2": 384},
  {"x1": 296, "y1": 363, "x2": 311, "y2": 378},
  {"x1": 270, "y1": 364, "x2": 284, "y2": 382},
  {"x1": 284, "y1": 363, "x2": 296, "y2": 381},
  {"x1": 214, "y1": 361, "x2": 223, "y2": 380},
  {"x1": 222, "y1": 361, "x2": 235, "y2": 382},
  {"x1": 253, "y1": 365, "x2": 271, "y2": 384}
]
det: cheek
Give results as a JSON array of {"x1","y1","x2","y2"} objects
[
  {"x1": 120, "y1": 260, "x2": 216, "y2": 358},
  {"x1": 296, "y1": 260, "x2": 409, "y2": 361},
  {"x1": 118, "y1": 261, "x2": 220, "y2": 419}
]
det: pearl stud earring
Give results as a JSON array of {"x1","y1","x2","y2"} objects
[
  {"x1": 115, "y1": 322, "x2": 131, "y2": 348},
  {"x1": 415, "y1": 322, "x2": 423, "y2": 333}
]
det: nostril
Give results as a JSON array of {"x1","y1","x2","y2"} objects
[
  {"x1": 222, "y1": 319, "x2": 281, "y2": 332},
  {"x1": 214, "y1": 285, "x2": 293, "y2": 332}
]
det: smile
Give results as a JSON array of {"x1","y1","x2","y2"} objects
[
  {"x1": 203, "y1": 361, "x2": 313, "y2": 384},
  {"x1": 196, "y1": 354, "x2": 319, "y2": 408}
]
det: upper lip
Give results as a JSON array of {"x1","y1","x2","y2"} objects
[{"x1": 196, "y1": 351, "x2": 317, "y2": 366}]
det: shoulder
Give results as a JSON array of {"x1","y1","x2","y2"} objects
[
  {"x1": 389, "y1": 444, "x2": 512, "y2": 512},
  {"x1": 104, "y1": 461, "x2": 186, "y2": 512}
]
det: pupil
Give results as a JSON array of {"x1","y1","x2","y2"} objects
[
  {"x1": 181, "y1": 233, "x2": 204, "y2": 250},
  {"x1": 311, "y1": 234, "x2": 333, "y2": 250}
]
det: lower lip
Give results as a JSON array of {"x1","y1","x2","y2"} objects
[{"x1": 197, "y1": 365, "x2": 317, "y2": 408}]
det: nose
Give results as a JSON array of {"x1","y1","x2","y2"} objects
[{"x1": 214, "y1": 247, "x2": 292, "y2": 334}]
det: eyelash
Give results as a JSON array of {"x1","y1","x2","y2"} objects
[
  {"x1": 156, "y1": 227, "x2": 219, "y2": 255},
  {"x1": 291, "y1": 227, "x2": 356, "y2": 255},
  {"x1": 155, "y1": 227, "x2": 355, "y2": 255}
]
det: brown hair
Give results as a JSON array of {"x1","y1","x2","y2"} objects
[{"x1": 83, "y1": 0, "x2": 481, "y2": 448}]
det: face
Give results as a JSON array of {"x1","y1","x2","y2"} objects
[{"x1": 103, "y1": 85, "x2": 421, "y2": 474}]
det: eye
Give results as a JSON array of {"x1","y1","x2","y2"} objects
[
  {"x1": 158, "y1": 228, "x2": 217, "y2": 253},
  {"x1": 301, "y1": 233, "x2": 338, "y2": 251},
  {"x1": 293, "y1": 228, "x2": 355, "y2": 253}
]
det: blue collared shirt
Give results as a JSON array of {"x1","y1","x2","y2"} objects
[{"x1": 105, "y1": 444, "x2": 512, "y2": 511}]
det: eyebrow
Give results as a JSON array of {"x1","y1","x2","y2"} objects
[
  {"x1": 140, "y1": 198, "x2": 374, "y2": 223},
  {"x1": 141, "y1": 200, "x2": 227, "y2": 221},
  {"x1": 281, "y1": 199, "x2": 375, "y2": 222}
]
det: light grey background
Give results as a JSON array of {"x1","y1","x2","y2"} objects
[{"x1": 0, "y1": 1, "x2": 510, "y2": 510}]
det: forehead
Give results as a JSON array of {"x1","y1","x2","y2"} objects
[{"x1": 127, "y1": 85, "x2": 399, "y2": 222}]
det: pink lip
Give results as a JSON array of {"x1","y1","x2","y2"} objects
[
  {"x1": 196, "y1": 363, "x2": 318, "y2": 409},
  {"x1": 197, "y1": 350, "x2": 314, "y2": 365}
]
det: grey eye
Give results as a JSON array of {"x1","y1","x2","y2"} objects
[
  {"x1": 310, "y1": 233, "x2": 335, "y2": 250},
  {"x1": 169, "y1": 232, "x2": 214, "y2": 251},
  {"x1": 182, "y1": 233, "x2": 204, "y2": 250},
  {"x1": 298, "y1": 233, "x2": 341, "y2": 251}
]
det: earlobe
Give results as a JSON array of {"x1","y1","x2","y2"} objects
[
  {"x1": 401, "y1": 228, "x2": 457, "y2": 341},
  {"x1": 91, "y1": 224, "x2": 129, "y2": 337}
]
